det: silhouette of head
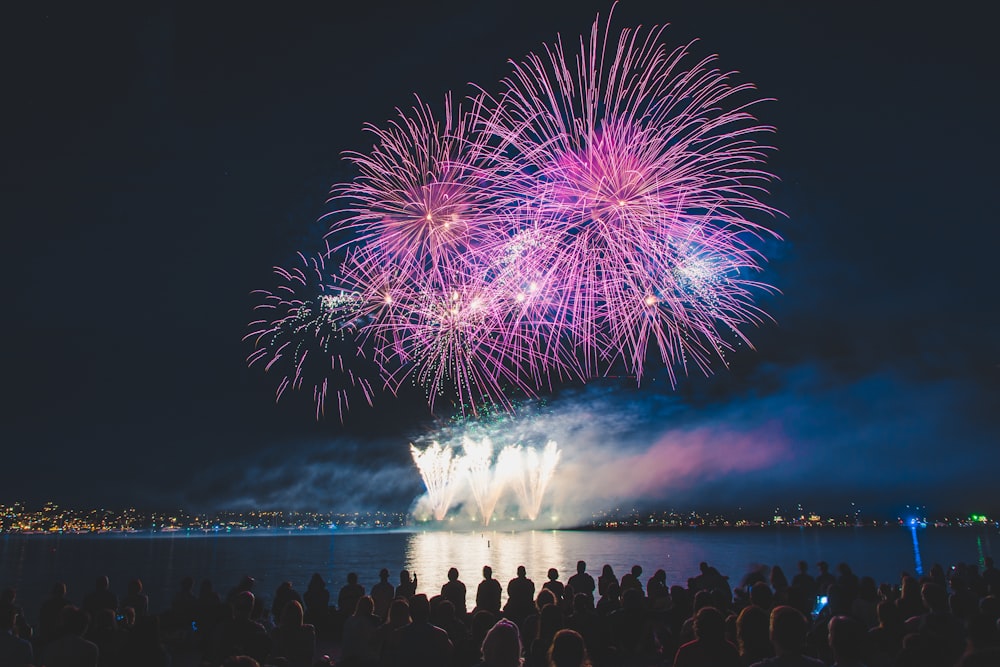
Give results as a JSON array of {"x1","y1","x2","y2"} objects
[
  {"x1": 694, "y1": 606, "x2": 726, "y2": 643},
  {"x1": 399, "y1": 569, "x2": 410, "y2": 584},
  {"x1": 548, "y1": 628, "x2": 587, "y2": 667},
  {"x1": 631, "y1": 564, "x2": 642, "y2": 578},
  {"x1": 517, "y1": 565, "x2": 526, "y2": 577},
  {"x1": 829, "y1": 615, "x2": 866, "y2": 662},
  {"x1": 379, "y1": 568, "x2": 389, "y2": 581},
  {"x1": 281, "y1": 600, "x2": 304, "y2": 627},
  {"x1": 347, "y1": 572, "x2": 358, "y2": 585},
  {"x1": 769, "y1": 606, "x2": 808, "y2": 653},
  {"x1": 448, "y1": 567, "x2": 459, "y2": 582},
  {"x1": 409, "y1": 594, "x2": 430, "y2": 623},
  {"x1": 481, "y1": 619, "x2": 522, "y2": 667},
  {"x1": 576, "y1": 561, "x2": 586, "y2": 574},
  {"x1": 798, "y1": 561, "x2": 808, "y2": 574},
  {"x1": 354, "y1": 596, "x2": 374, "y2": 617},
  {"x1": 233, "y1": 591, "x2": 255, "y2": 620},
  {"x1": 548, "y1": 568, "x2": 559, "y2": 581},
  {"x1": 96, "y1": 576, "x2": 110, "y2": 591},
  {"x1": 483, "y1": 566, "x2": 493, "y2": 580}
]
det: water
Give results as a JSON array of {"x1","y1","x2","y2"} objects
[{"x1": 1, "y1": 526, "x2": 994, "y2": 624}]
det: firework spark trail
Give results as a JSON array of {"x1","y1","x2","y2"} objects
[
  {"x1": 244, "y1": 252, "x2": 374, "y2": 420},
  {"x1": 329, "y1": 94, "x2": 498, "y2": 288},
  {"x1": 504, "y1": 440, "x2": 561, "y2": 521},
  {"x1": 481, "y1": 7, "x2": 779, "y2": 383},
  {"x1": 410, "y1": 442, "x2": 467, "y2": 520},
  {"x1": 462, "y1": 437, "x2": 509, "y2": 526},
  {"x1": 248, "y1": 8, "x2": 780, "y2": 418}
]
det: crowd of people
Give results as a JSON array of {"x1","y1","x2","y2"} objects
[{"x1": 2, "y1": 555, "x2": 999, "y2": 666}]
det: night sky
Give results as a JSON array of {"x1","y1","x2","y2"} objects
[{"x1": 3, "y1": 2, "x2": 997, "y2": 519}]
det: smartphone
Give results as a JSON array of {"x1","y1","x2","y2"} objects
[{"x1": 812, "y1": 595, "x2": 828, "y2": 616}]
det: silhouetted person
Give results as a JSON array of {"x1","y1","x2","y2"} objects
[
  {"x1": 528, "y1": 599, "x2": 565, "y2": 667},
  {"x1": 341, "y1": 595, "x2": 380, "y2": 666},
  {"x1": 441, "y1": 567, "x2": 468, "y2": 617},
  {"x1": 792, "y1": 562, "x2": 818, "y2": 609},
  {"x1": 771, "y1": 566, "x2": 789, "y2": 596},
  {"x1": 271, "y1": 599, "x2": 316, "y2": 667},
  {"x1": 340, "y1": 573, "x2": 366, "y2": 620},
  {"x1": 376, "y1": 598, "x2": 410, "y2": 667},
  {"x1": 171, "y1": 575, "x2": 197, "y2": 626},
  {"x1": 982, "y1": 557, "x2": 1000, "y2": 596},
  {"x1": 212, "y1": 591, "x2": 271, "y2": 664},
  {"x1": 505, "y1": 565, "x2": 536, "y2": 624},
  {"x1": 476, "y1": 566, "x2": 502, "y2": 614},
  {"x1": 867, "y1": 599, "x2": 904, "y2": 665},
  {"x1": 647, "y1": 569, "x2": 669, "y2": 609},
  {"x1": 43, "y1": 606, "x2": 99, "y2": 667},
  {"x1": 195, "y1": 579, "x2": 225, "y2": 646},
  {"x1": 371, "y1": 569, "x2": 394, "y2": 621},
  {"x1": 121, "y1": 577, "x2": 149, "y2": 616},
  {"x1": 82, "y1": 576, "x2": 117, "y2": 620},
  {"x1": 39, "y1": 582, "x2": 72, "y2": 643},
  {"x1": 395, "y1": 570, "x2": 417, "y2": 600},
  {"x1": 547, "y1": 628, "x2": 590, "y2": 667},
  {"x1": 0, "y1": 588, "x2": 30, "y2": 643},
  {"x1": 393, "y1": 594, "x2": 452, "y2": 667},
  {"x1": 596, "y1": 581, "x2": 620, "y2": 617},
  {"x1": 0, "y1": 607, "x2": 32, "y2": 666},
  {"x1": 608, "y1": 588, "x2": 655, "y2": 661},
  {"x1": 620, "y1": 564, "x2": 643, "y2": 595},
  {"x1": 567, "y1": 592, "x2": 606, "y2": 663},
  {"x1": 304, "y1": 573, "x2": 331, "y2": 631},
  {"x1": 598, "y1": 565, "x2": 617, "y2": 598},
  {"x1": 567, "y1": 562, "x2": 595, "y2": 601},
  {"x1": 903, "y1": 582, "x2": 966, "y2": 665},
  {"x1": 816, "y1": 562, "x2": 835, "y2": 595},
  {"x1": 479, "y1": 618, "x2": 522, "y2": 667},
  {"x1": 737, "y1": 604, "x2": 773, "y2": 666},
  {"x1": 542, "y1": 568, "x2": 565, "y2": 603},
  {"x1": 673, "y1": 606, "x2": 740, "y2": 667},
  {"x1": 272, "y1": 580, "x2": 303, "y2": 621},
  {"x1": 749, "y1": 606, "x2": 823, "y2": 667},
  {"x1": 432, "y1": 598, "x2": 470, "y2": 660},
  {"x1": 896, "y1": 575, "x2": 924, "y2": 621},
  {"x1": 827, "y1": 615, "x2": 866, "y2": 667}
]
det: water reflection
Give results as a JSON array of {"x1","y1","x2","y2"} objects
[
  {"x1": 910, "y1": 526, "x2": 924, "y2": 576},
  {"x1": 406, "y1": 530, "x2": 566, "y2": 609}
]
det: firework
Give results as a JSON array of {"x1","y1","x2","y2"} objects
[
  {"x1": 249, "y1": 8, "x2": 779, "y2": 418},
  {"x1": 462, "y1": 437, "x2": 507, "y2": 526},
  {"x1": 245, "y1": 252, "x2": 375, "y2": 420},
  {"x1": 504, "y1": 440, "x2": 561, "y2": 521},
  {"x1": 410, "y1": 442, "x2": 467, "y2": 520},
  {"x1": 329, "y1": 94, "x2": 498, "y2": 287},
  {"x1": 481, "y1": 8, "x2": 779, "y2": 381}
]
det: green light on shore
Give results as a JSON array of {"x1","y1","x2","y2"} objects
[{"x1": 969, "y1": 514, "x2": 988, "y2": 523}]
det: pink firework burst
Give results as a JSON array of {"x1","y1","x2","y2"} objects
[
  {"x1": 245, "y1": 252, "x2": 375, "y2": 421},
  {"x1": 329, "y1": 94, "x2": 498, "y2": 288},
  {"x1": 482, "y1": 7, "x2": 780, "y2": 381},
  {"x1": 249, "y1": 8, "x2": 781, "y2": 419}
]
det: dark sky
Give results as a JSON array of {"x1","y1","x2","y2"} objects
[{"x1": 3, "y1": 1, "x2": 997, "y2": 518}]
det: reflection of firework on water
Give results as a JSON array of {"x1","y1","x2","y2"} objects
[
  {"x1": 504, "y1": 440, "x2": 562, "y2": 521},
  {"x1": 249, "y1": 8, "x2": 779, "y2": 418},
  {"x1": 244, "y1": 252, "x2": 374, "y2": 420},
  {"x1": 410, "y1": 437, "x2": 562, "y2": 525},
  {"x1": 410, "y1": 442, "x2": 467, "y2": 521}
]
